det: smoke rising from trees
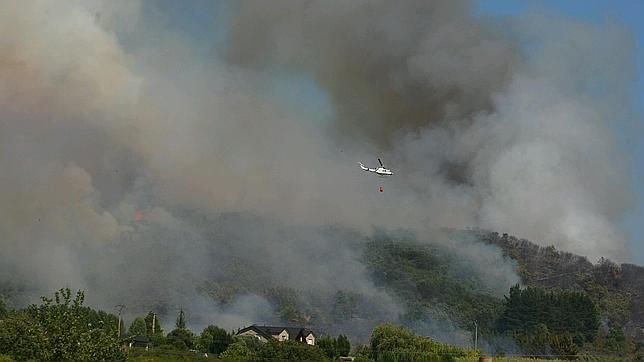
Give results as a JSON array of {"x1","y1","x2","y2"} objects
[{"x1": 0, "y1": 0, "x2": 637, "y2": 342}]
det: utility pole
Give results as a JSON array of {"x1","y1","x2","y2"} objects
[
  {"x1": 473, "y1": 320, "x2": 478, "y2": 350},
  {"x1": 152, "y1": 313, "x2": 156, "y2": 334},
  {"x1": 115, "y1": 304, "x2": 126, "y2": 339}
]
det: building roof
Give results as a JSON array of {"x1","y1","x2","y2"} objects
[
  {"x1": 237, "y1": 325, "x2": 273, "y2": 340},
  {"x1": 237, "y1": 325, "x2": 316, "y2": 340}
]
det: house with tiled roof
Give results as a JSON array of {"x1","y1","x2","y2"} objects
[{"x1": 236, "y1": 325, "x2": 316, "y2": 345}]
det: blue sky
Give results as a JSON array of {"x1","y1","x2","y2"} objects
[
  {"x1": 475, "y1": 0, "x2": 644, "y2": 263},
  {"x1": 147, "y1": 0, "x2": 644, "y2": 264}
]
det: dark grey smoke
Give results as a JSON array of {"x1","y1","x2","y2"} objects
[{"x1": 227, "y1": 0, "x2": 520, "y2": 147}]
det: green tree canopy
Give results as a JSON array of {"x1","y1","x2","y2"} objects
[
  {"x1": 333, "y1": 291, "x2": 358, "y2": 320},
  {"x1": 317, "y1": 334, "x2": 351, "y2": 359},
  {"x1": 166, "y1": 328, "x2": 194, "y2": 350},
  {"x1": 0, "y1": 298, "x2": 6, "y2": 319},
  {"x1": 128, "y1": 317, "x2": 147, "y2": 336},
  {"x1": 0, "y1": 288, "x2": 125, "y2": 361},
  {"x1": 370, "y1": 323, "x2": 477, "y2": 361},
  {"x1": 497, "y1": 285, "x2": 601, "y2": 357},
  {"x1": 145, "y1": 311, "x2": 163, "y2": 337},
  {"x1": 336, "y1": 334, "x2": 351, "y2": 357},
  {"x1": 219, "y1": 341, "x2": 255, "y2": 360},
  {"x1": 196, "y1": 325, "x2": 233, "y2": 354},
  {"x1": 498, "y1": 285, "x2": 600, "y2": 344},
  {"x1": 317, "y1": 336, "x2": 336, "y2": 359},
  {"x1": 256, "y1": 340, "x2": 327, "y2": 361}
]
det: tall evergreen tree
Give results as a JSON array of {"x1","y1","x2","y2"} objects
[
  {"x1": 316, "y1": 336, "x2": 336, "y2": 358},
  {"x1": 176, "y1": 308, "x2": 186, "y2": 329},
  {"x1": 0, "y1": 298, "x2": 7, "y2": 319},
  {"x1": 336, "y1": 334, "x2": 351, "y2": 356}
]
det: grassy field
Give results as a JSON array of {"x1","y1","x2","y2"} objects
[
  {"x1": 456, "y1": 358, "x2": 567, "y2": 362},
  {"x1": 125, "y1": 351, "x2": 632, "y2": 362},
  {"x1": 456, "y1": 357, "x2": 632, "y2": 362},
  {"x1": 126, "y1": 348, "x2": 220, "y2": 362},
  {"x1": 121, "y1": 348, "x2": 639, "y2": 362}
]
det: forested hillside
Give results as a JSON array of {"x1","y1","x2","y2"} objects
[
  {"x1": 361, "y1": 230, "x2": 643, "y2": 358},
  {"x1": 480, "y1": 231, "x2": 644, "y2": 334},
  {"x1": 362, "y1": 237, "x2": 504, "y2": 342},
  {"x1": 1, "y1": 223, "x2": 642, "y2": 359}
]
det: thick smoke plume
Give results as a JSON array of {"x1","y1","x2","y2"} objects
[
  {"x1": 226, "y1": 0, "x2": 636, "y2": 261},
  {"x1": 227, "y1": 0, "x2": 520, "y2": 147},
  {"x1": 0, "y1": 0, "x2": 637, "y2": 344}
]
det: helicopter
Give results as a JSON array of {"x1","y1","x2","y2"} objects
[{"x1": 358, "y1": 158, "x2": 393, "y2": 177}]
